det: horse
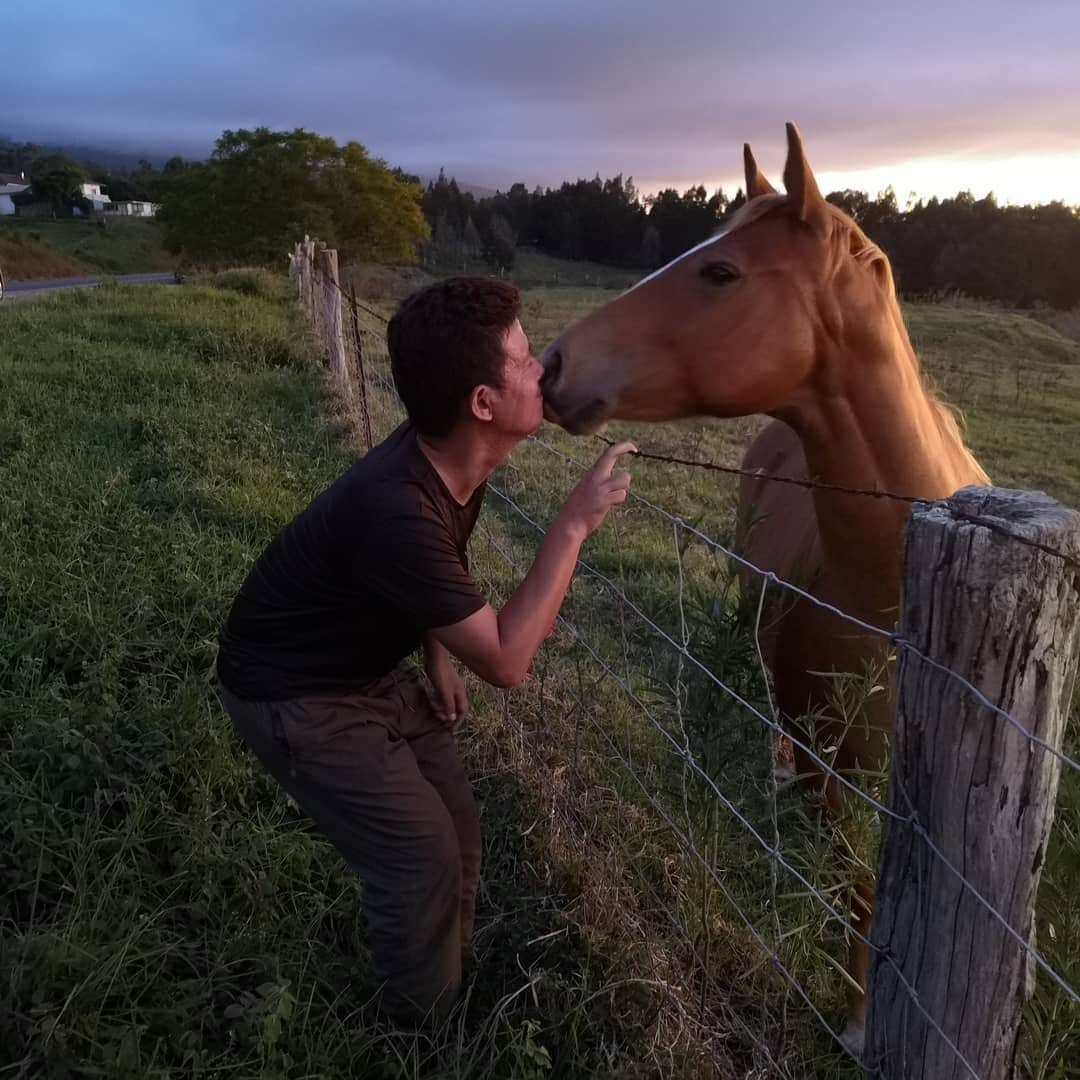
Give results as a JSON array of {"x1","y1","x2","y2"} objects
[{"x1": 539, "y1": 123, "x2": 989, "y2": 1053}]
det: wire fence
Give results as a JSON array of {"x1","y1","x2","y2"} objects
[{"x1": 295, "y1": 243, "x2": 1080, "y2": 1078}]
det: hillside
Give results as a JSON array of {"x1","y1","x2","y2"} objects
[{"x1": 0, "y1": 218, "x2": 175, "y2": 279}]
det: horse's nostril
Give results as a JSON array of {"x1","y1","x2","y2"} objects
[{"x1": 541, "y1": 347, "x2": 563, "y2": 388}]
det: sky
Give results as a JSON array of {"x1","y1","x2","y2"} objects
[{"x1": 4, "y1": 0, "x2": 1080, "y2": 206}]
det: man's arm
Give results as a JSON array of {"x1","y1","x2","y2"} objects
[{"x1": 430, "y1": 441, "x2": 635, "y2": 688}]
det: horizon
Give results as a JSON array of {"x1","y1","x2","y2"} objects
[{"x1": 7, "y1": 130, "x2": 1080, "y2": 211}]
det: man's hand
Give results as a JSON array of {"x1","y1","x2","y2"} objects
[
  {"x1": 556, "y1": 440, "x2": 637, "y2": 541},
  {"x1": 423, "y1": 636, "x2": 469, "y2": 726},
  {"x1": 426, "y1": 443, "x2": 636, "y2": 691}
]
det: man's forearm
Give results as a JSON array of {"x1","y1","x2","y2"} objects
[{"x1": 492, "y1": 512, "x2": 584, "y2": 684}]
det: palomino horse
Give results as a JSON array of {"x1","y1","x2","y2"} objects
[{"x1": 540, "y1": 123, "x2": 989, "y2": 1052}]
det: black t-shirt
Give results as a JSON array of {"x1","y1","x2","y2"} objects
[{"x1": 216, "y1": 422, "x2": 486, "y2": 700}]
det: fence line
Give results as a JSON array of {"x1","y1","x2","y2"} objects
[{"x1": 293, "y1": 241, "x2": 1080, "y2": 1078}]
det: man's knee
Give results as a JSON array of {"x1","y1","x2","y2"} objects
[{"x1": 412, "y1": 811, "x2": 464, "y2": 911}]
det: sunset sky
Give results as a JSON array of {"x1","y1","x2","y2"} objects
[{"x1": 4, "y1": 0, "x2": 1079, "y2": 206}]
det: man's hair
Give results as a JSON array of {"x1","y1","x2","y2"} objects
[{"x1": 387, "y1": 276, "x2": 522, "y2": 438}]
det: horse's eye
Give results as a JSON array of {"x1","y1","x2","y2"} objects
[{"x1": 700, "y1": 261, "x2": 739, "y2": 286}]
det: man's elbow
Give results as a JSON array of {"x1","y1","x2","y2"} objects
[{"x1": 488, "y1": 659, "x2": 529, "y2": 689}]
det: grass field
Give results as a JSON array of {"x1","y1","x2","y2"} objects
[
  {"x1": 1, "y1": 270, "x2": 1077, "y2": 1077},
  {"x1": 0, "y1": 217, "x2": 175, "y2": 279}
]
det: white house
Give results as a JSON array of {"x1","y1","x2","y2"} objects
[
  {"x1": 0, "y1": 182, "x2": 30, "y2": 216},
  {"x1": 78, "y1": 182, "x2": 112, "y2": 212}
]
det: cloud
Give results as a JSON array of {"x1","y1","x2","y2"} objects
[{"x1": 4, "y1": 0, "x2": 1078, "y2": 197}]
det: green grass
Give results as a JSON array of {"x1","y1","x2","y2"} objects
[
  {"x1": 2, "y1": 274, "x2": 1077, "y2": 1078},
  {"x1": 0, "y1": 217, "x2": 175, "y2": 278},
  {"x1": 1, "y1": 279, "x2": 784, "y2": 1078}
]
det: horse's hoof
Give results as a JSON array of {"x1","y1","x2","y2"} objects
[{"x1": 838, "y1": 1020, "x2": 865, "y2": 1059}]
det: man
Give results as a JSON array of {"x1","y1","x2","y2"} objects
[{"x1": 216, "y1": 276, "x2": 634, "y2": 1022}]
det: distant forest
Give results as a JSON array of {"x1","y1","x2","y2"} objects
[
  {"x1": 417, "y1": 171, "x2": 1080, "y2": 311},
  {"x1": 4, "y1": 135, "x2": 1077, "y2": 310}
]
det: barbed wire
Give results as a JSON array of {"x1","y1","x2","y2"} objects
[
  {"x1": 482, "y1": 475, "x2": 1080, "y2": 1010},
  {"x1": 592, "y1": 440, "x2": 1080, "y2": 575}
]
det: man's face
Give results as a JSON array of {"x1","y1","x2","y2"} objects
[{"x1": 490, "y1": 319, "x2": 545, "y2": 439}]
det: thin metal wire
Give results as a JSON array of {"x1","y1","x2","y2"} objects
[
  {"x1": 484, "y1": 481, "x2": 905, "y2": 821},
  {"x1": 526, "y1": 435, "x2": 1080, "y2": 776},
  {"x1": 592, "y1": 433, "x2": 1080, "y2": 574},
  {"x1": 321, "y1": 259, "x2": 1079, "y2": 572},
  {"x1": 359, "y1": 318, "x2": 1080, "y2": 1013}
]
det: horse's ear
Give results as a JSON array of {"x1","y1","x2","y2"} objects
[
  {"x1": 743, "y1": 143, "x2": 777, "y2": 200},
  {"x1": 782, "y1": 122, "x2": 829, "y2": 232}
]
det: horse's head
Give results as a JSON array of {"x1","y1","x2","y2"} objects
[{"x1": 541, "y1": 123, "x2": 895, "y2": 433}]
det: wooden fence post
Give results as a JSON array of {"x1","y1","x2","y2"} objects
[
  {"x1": 315, "y1": 247, "x2": 348, "y2": 394},
  {"x1": 866, "y1": 487, "x2": 1080, "y2": 1079},
  {"x1": 303, "y1": 236, "x2": 316, "y2": 315},
  {"x1": 349, "y1": 282, "x2": 374, "y2": 451}
]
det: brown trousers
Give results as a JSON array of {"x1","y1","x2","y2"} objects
[{"x1": 219, "y1": 667, "x2": 481, "y2": 1021}]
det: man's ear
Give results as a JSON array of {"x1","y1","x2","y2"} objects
[{"x1": 469, "y1": 384, "x2": 496, "y2": 423}]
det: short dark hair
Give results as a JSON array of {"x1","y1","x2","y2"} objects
[{"x1": 387, "y1": 276, "x2": 522, "y2": 438}]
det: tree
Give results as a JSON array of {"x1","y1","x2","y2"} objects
[
  {"x1": 462, "y1": 215, "x2": 483, "y2": 258},
  {"x1": 484, "y1": 213, "x2": 516, "y2": 269},
  {"x1": 158, "y1": 127, "x2": 428, "y2": 265},
  {"x1": 639, "y1": 222, "x2": 662, "y2": 269},
  {"x1": 28, "y1": 154, "x2": 86, "y2": 213},
  {"x1": 646, "y1": 185, "x2": 726, "y2": 264}
]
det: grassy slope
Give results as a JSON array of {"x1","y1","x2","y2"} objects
[
  {"x1": 0, "y1": 232, "x2": 84, "y2": 280},
  {"x1": 1, "y1": 277, "x2": 735, "y2": 1079},
  {"x1": 0, "y1": 218, "x2": 175, "y2": 279}
]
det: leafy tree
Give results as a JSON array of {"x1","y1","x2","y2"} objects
[
  {"x1": 0, "y1": 137, "x2": 42, "y2": 175},
  {"x1": 462, "y1": 216, "x2": 483, "y2": 258},
  {"x1": 158, "y1": 127, "x2": 428, "y2": 265},
  {"x1": 27, "y1": 154, "x2": 87, "y2": 213},
  {"x1": 646, "y1": 185, "x2": 727, "y2": 264},
  {"x1": 484, "y1": 213, "x2": 516, "y2": 269}
]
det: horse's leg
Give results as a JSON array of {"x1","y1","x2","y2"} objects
[
  {"x1": 840, "y1": 877, "x2": 874, "y2": 1056},
  {"x1": 817, "y1": 766, "x2": 874, "y2": 1058}
]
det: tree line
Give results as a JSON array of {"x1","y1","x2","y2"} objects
[
  {"x1": 423, "y1": 172, "x2": 1080, "y2": 310},
  {"x1": 4, "y1": 132, "x2": 1077, "y2": 309}
]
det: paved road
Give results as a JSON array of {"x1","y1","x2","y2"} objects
[{"x1": 4, "y1": 271, "x2": 176, "y2": 298}]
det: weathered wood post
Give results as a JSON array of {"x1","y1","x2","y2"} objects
[
  {"x1": 303, "y1": 236, "x2": 316, "y2": 315},
  {"x1": 289, "y1": 242, "x2": 303, "y2": 301},
  {"x1": 315, "y1": 247, "x2": 348, "y2": 394},
  {"x1": 349, "y1": 282, "x2": 375, "y2": 450},
  {"x1": 866, "y1": 487, "x2": 1080, "y2": 1079}
]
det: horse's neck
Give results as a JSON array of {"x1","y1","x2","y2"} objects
[{"x1": 786, "y1": 308, "x2": 981, "y2": 614}]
